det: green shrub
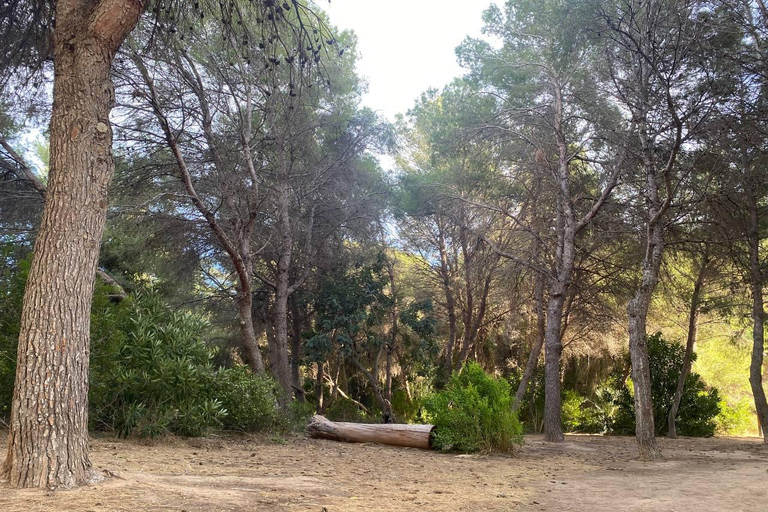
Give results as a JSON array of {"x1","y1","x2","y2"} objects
[
  {"x1": 715, "y1": 398, "x2": 755, "y2": 436},
  {"x1": 90, "y1": 290, "x2": 227, "y2": 437},
  {"x1": 561, "y1": 390, "x2": 606, "y2": 434},
  {"x1": 423, "y1": 362, "x2": 523, "y2": 453},
  {"x1": 610, "y1": 332, "x2": 720, "y2": 437},
  {"x1": 216, "y1": 364, "x2": 280, "y2": 432}
]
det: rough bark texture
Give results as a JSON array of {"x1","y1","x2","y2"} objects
[
  {"x1": 306, "y1": 415, "x2": 434, "y2": 449},
  {"x1": 667, "y1": 251, "x2": 708, "y2": 438},
  {"x1": 1, "y1": 0, "x2": 146, "y2": 489},
  {"x1": 272, "y1": 180, "x2": 294, "y2": 406},
  {"x1": 627, "y1": 220, "x2": 664, "y2": 460}
]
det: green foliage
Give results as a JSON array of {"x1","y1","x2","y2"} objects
[
  {"x1": 90, "y1": 290, "x2": 227, "y2": 437},
  {"x1": 305, "y1": 253, "x2": 391, "y2": 364},
  {"x1": 215, "y1": 364, "x2": 280, "y2": 432},
  {"x1": 423, "y1": 363, "x2": 523, "y2": 453},
  {"x1": 561, "y1": 390, "x2": 607, "y2": 434},
  {"x1": 0, "y1": 245, "x2": 28, "y2": 420},
  {"x1": 715, "y1": 398, "x2": 755, "y2": 435},
  {"x1": 610, "y1": 333, "x2": 721, "y2": 437},
  {"x1": 695, "y1": 334, "x2": 757, "y2": 436}
]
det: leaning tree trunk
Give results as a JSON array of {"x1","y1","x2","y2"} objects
[
  {"x1": 668, "y1": 251, "x2": 708, "y2": 438},
  {"x1": 1, "y1": 0, "x2": 145, "y2": 489},
  {"x1": 627, "y1": 222, "x2": 664, "y2": 460}
]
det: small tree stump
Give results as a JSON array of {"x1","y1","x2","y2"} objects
[{"x1": 306, "y1": 415, "x2": 435, "y2": 449}]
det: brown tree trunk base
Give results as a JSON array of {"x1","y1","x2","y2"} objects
[{"x1": 306, "y1": 415, "x2": 435, "y2": 449}]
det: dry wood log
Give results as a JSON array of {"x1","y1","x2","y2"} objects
[{"x1": 306, "y1": 415, "x2": 435, "y2": 449}]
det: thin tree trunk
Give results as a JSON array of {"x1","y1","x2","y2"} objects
[
  {"x1": 316, "y1": 362, "x2": 325, "y2": 413},
  {"x1": 668, "y1": 250, "x2": 709, "y2": 438},
  {"x1": 351, "y1": 356, "x2": 394, "y2": 423},
  {"x1": 290, "y1": 295, "x2": 305, "y2": 402},
  {"x1": 746, "y1": 179, "x2": 768, "y2": 442},
  {"x1": 437, "y1": 221, "x2": 457, "y2": 379},
  {"x1": 386, "y1": 257, "x2": 397, "y2": 402},
  {"x1": 1, "y1": 0, "x2": 146, "y2": 489},
  {"x1": 514, "y1": 273, "x2": 546, "y2": 410},
  {"x1": 455, "y1": 226, "x2": 474, "y2": 373}
]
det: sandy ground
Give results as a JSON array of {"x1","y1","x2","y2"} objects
[{"x1": 0, "y1": 431, "x2": 766, "y2": 512}]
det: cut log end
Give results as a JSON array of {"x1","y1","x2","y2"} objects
[{"x1": 306, "y1": 415, "x2": 435, "y2": 450}]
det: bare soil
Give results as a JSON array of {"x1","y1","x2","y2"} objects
[{"x1": 1, "y1": 431, "x2": 766, "y2": 512}]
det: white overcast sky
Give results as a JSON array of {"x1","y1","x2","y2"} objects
[{"x1": 322, "y1": 1, "x2": 492, "y2": 122}]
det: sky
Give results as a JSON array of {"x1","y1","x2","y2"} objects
[{"x1": 322, "y1": 1, "x2": 492, "y2": 122}]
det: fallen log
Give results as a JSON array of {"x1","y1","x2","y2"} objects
[{"x1": 306, "y1": 415, "x2": 435, "y2": 449}]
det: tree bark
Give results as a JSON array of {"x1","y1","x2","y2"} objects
[
  {"x1": 290, "y1": 295, "x2": 306, "y2": 402},
  {"x1": 746, "y1": 177, "x2": 768, "y2": 443},
  {"x1": 1, "y1": 0, "x2": 146, "y2": 489},
  {"x1": 514, "y1": 272, "x2": 546, "y2": 410},
  {"x1": 668, "y1": 250, "x2": 709, "y2": 438},
  {"x1": 307, "y1": 415, "x2": 434, "y2": 449},
  {"x1": 627, "y1": 219, "x2": 664, "y2": 460},
  {"x1": 437, "y1": 219, "x2": 458, "y2": 379},
  {"x1": 272, "y1": 180, "x2": 294, "y2": 406}
]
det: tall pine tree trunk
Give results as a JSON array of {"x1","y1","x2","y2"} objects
[
  {"x1": 627, "y1": 220, "x2": 664, "y2": 460},
  {"x1": 1, "y1": 0, "x2": 145, "y2": 489},
  {"x1": 272, "y1": 181, "x2": 294, "y2": 406}
]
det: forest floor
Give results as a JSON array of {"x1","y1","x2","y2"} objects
[{"x1": 0, "y1": 431, "x2": 766, "y2": 512}]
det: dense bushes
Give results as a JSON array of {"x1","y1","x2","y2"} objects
[
  {"x1": 215, "y1": 364, "x2": 280, "y2": 432},
  {"x1": 423, "y1": 363, "x2": 523, "y2": 453},
  {"x1": 90, "y1": 290, "x2": 228, "y2": 436},
  {"x1": 90, "y1": 290, "x2": 285, "y2": 437},
  {"x1": 608, "y1": 333, "x2": 721, "y2": 437}
]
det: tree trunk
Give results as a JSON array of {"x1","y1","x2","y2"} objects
[
  {"x1": 437, "y1": 221, "x2": 458, "y2": 380},
  {"x1": 543, "y1": 266, "x2": 571, "y2": 443},
  {"x1": 272, "y1": 181, "x2": 294, "y2": 406},
  {"x1": 746, "y1": 181, "x2": 768, "y2": 443},
  {"x1": 386, "y1": 257, "x2": 397, "y2": 402},
  {"x1": 514, "y1": 273, "x2": 546, "y2": 410},
  {"x1": 307, "y1": 415, "x2": 434, "y2": 449},
  {"x1": 455, "y1": 226, "x2": 474, "y2": 374},
  {"x1": 290, "y1": 295, "x2": 305, "y2": 402},
  {"x1": 1, "y1": 0, "x2": 145, "y2": 489},
  {"x1": 316, "y1": 362, "x2": 325, "y2": 413},
  {"x1": 627, "y1": 221, "x2": 664, "y2": 460},
  {"x1": 237, "y1": 257, "x2": 265, "y2": 374},
  {"x1": 668, "y1": 250, "x2": 709, "y2": 438}
]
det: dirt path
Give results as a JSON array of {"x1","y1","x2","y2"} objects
[{"x1": 1, "y1": 432, "x2": 765, "y2": 511}]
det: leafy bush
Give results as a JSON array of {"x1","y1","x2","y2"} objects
[
  {"x1": 561, "y1": 390, "x2": 607, "y2": 434},
  {"x1": 90, "y1": 290, "x2": 227, "y2": 437},
  {"x1": 715, "y1": 398, "x2": 755, "y2": 436},
  {"x1": 423, "y1": 363, "x2": 523, "y2": 453},
  {"x1": 215, "y1": 364, "x2": 280, "y2": 432},
  {"x1": 610, "y1": 332, "x2": 720, "y2": 437}
]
